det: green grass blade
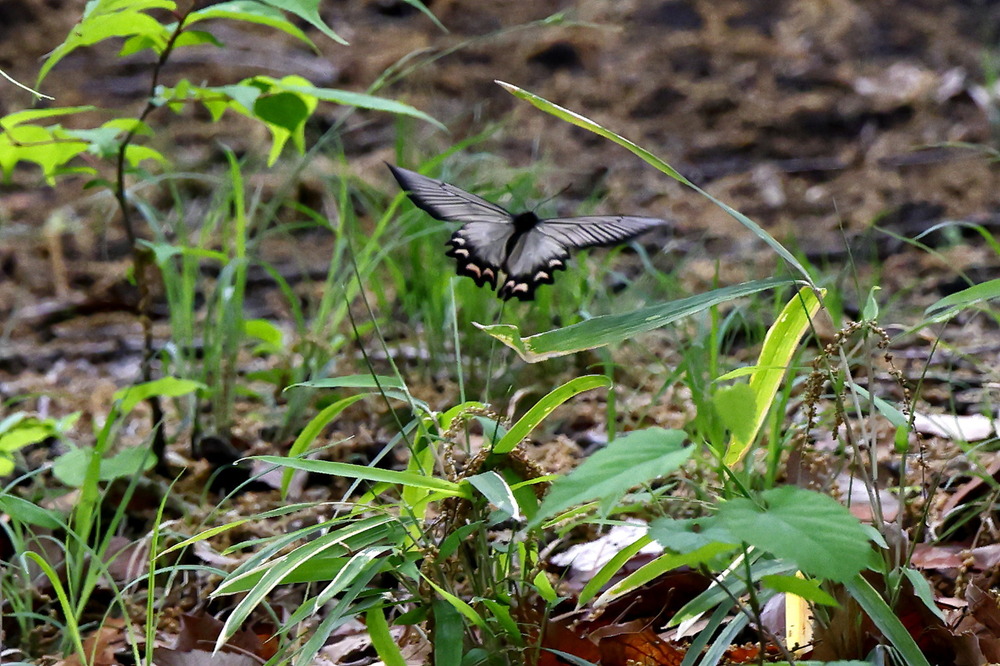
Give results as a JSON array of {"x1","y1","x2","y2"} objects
[
  {"x1": 494, "y1": 375, "x2": 611, "y2": 453},
  {"x1": 924, "y1": 277, "x2": 1000, "y2": 319},
  {"x1": 367, "y1": 606, "x2": 407, "y2": 666},
  {"x1": 842, "y1": 573, "x2": 932, "y2": 666},
  {"x1": 282, "y1": 394, "x2": 368, "y2": 497},
  {"x1": 496, "y1": 81, "x2": 815, "y2": 286},
  {"x1": 478, "y1": 278, "x2": 797, "y2": 362},
  {"x1": 254, "y1": 456, "x2": 466, "y2": 495}
]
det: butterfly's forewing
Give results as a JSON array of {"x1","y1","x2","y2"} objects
[
  {"x1": 387, "y1": 165, "x2": 512, "y2": 224},
  {"x1": 536, "y1": 215, "x2": 666, "y2": 249},
  {"x1": 389, "y1": 164, "x2": 513, "y2": 290},
  {"x1": 500, "y1": 215, "x2": 666, "y2": 300}
]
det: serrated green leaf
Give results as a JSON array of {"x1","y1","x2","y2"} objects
[
  {"x1": 648, "y1": 516, "x2": 737, "y2": 554},
  {"x1": 717, "y1": 486, "x2": 870, "y2": 582}
]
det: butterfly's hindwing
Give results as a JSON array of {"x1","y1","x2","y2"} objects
[
  {"x1": 497, "y1": 216, "x2": 665, "y2": 300},
  {"x1": 445, "y1": 222, "x2": 513, "y2": 289},
  {"x1": 500, "y1": 229, "x2": 572, "y2": 300}
]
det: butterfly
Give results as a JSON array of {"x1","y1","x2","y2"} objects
[{"x1": 388, "y1": 164, "x2": 665, "y2": 301}]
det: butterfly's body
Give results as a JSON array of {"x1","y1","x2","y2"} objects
[{"x1": 388, "y1": 164, "x2": 665, "y2": 301}]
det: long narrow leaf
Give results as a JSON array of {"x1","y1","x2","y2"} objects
[
  {"x1": 477, "y1": 278, "x2": 797, "y2": 362},
  {"x1": 495, "y1": 81, "x2": 815, "y2": 286},
  {"x1": 494, "y1": 375, "x2": 611, "y2": 453},
  {"x1": 843, "y1": 573, "x2": 932, "y2": 666},
  {"x1": 254, "y1": 455, "x2": 465, "y2": 495},
  {"x1": 724, "y1": 286, "x2": 823, "y2": 465}
]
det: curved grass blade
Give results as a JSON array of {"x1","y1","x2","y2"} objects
[
  {"x1": 477, "y1": 277, "x2": 797, "y2": 362},
  {"x1": 494, "y1": 375, "x2": 611, "y2": 454},
  {"x1": 495, "y1": 80, "x2": 815, "y2": 287}
]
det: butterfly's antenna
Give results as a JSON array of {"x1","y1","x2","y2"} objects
[{"x1": 532, "y1": 183, "x2": 573, "y2": 215}]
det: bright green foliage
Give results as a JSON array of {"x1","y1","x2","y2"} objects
[
  {"x1": 717, "y1": 486, "x2": 871, "y2": 582},
  {"x1": 531, "y1": 428, "x2": 691, "y2": 528},
  {"x1": 0, "y1": 411, "x2": 80, "y2": 475},
  {"x1": 723, "y1": 286, "x2": 823, "y2": 465}
]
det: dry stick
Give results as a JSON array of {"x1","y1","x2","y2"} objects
[{"x1": 112, "y1": 10, "x2": 192, "y2": 474}]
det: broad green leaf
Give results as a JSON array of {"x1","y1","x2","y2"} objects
[
  {"x1": 0, "y1": 424, "x2": 52, "y2": 452},
  {"x1": 724, "y1": 286, "x2": 823, "y2": 465},
  {"x1": 717, "y1": 486, "x2": 870, "y2": 582},
  {"x1": 187, "y1": 1, "x2": 315, "y2": 47},
  {"x1": 862, "y1": 285, "x2": 881, "y2": 321},
  {"x1": 712, "y1": 383, "x2": 756, "y2": 445},
  {"x1": 761, "y1": 574, "x2": 838, "y2": 606},
  {"x1": 0, "y1": 106, "x2": 96, "y2": 127},
  {"x1": 478, "y1": 598, "x2": 523, "y2": 644},
  {"x1": 257, "y1": 0, "x2": 348, "y2": 44},
  {"x1": 496, "y1": 80, "x2": 815, "y2": 286},
  {"x1": 253, "y1": 91, "x2": 309, "y2": 132},
  {"x1": 901, "y1": 567, "x2": 946, "y2": 622},
  {"x1": 52, "y1": 445, "x2": 156, "y2": 486},
  {"x1": 466, "y1": 471, "x2": 519, "y2": 520},
  {"x1": 0, "y1": 125, "x2": 89, "y2": 182},
  {"x1": 495, "y1": 375, "x2": 611, "y2": 454},
  {"x1": 531, "y1": 428, "x2": 691, "y2": 528},
  {"x1": 122, "y1": 144, "x2": 167, "y2": 167},
  {"x1": 477, "y1": 277, "x2": 797, "y2": 362},
  {"x1": 243, "y1": 318, "x2": 284, "y2": 349},
  {"x1": 114, "y1": 377, "x2": 205, "y2": 413},
  {"x1": 0, "y1": 495, "x2": 63, "y2": 529},
  {"x1": 40, "y1": 10, "x2": 171, "y2": 83},
  {"x1": 367, "y1": 606, "x2": 407, "y2": 666},
  {"x1": 432, "y1": 599, "x2": 466, "y2": 666}
]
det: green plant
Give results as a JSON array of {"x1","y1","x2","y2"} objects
[
  {"x1": 206, "y1": 375, "x2": 610, "y2": 664},
  {"x1": 0, "y1": 0, "x2": 442, "y2": 468}
]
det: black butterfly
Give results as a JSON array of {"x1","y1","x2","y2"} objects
[{"x1": 388, "y1": 164, "x2": 665, "y2": 301}]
